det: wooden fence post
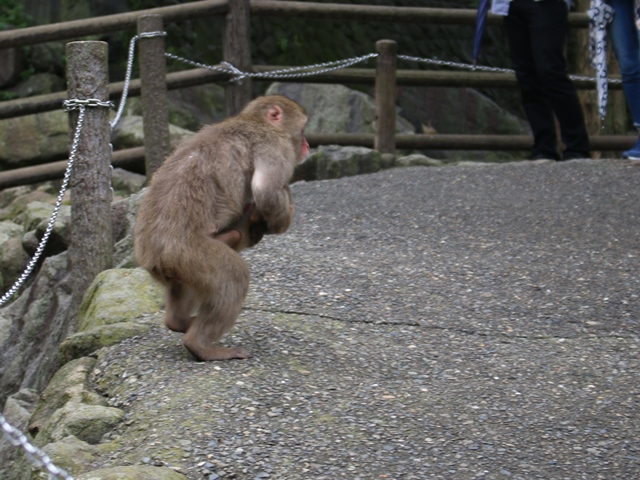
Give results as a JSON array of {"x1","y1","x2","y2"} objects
[
  {"x1": 375, "y1": 39, "x2": 397, "y2": 154},
  {"x1": 224, "y1": 0, "x2": 252, "y2": 116},
  {"x1": 66, "y1": 41, "x2": 113, "y2": 311},
  {"x1": 138, "y1": 14, "x2": 170, "y2": 178}
]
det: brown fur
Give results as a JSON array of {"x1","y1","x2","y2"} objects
[{"x1": 134, "y1": 95, "x2": 308, "y2": 360}]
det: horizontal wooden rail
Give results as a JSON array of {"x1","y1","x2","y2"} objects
[
  {"x1": 0, "y1": 0, "x2": 228, "y2": 49},
  {"x1": 0, "y1": 2, "x2": 589, "y2": 49},
  {"x1": 0, "y1": 66, "x2": 621, "y2": 120},
  {"x1": 250, "y1": 2, "x2": 588, "y2": 27},
  {"x1": 0, "y1": 135, "x2": 633, "y2": 190},
  {"x1": 308, "y1": 134, "x2": 636, "y2": 151},
  {"x1": 0, "y1": 147, "x2": 145, "y2": 189}
]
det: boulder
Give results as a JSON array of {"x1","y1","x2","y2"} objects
[
  {"x1": 0, "y1": 220, "x2": 28, "y2": 292},
  {"x1": 77, "y1": 466, "x2": 187, "y2": 480},
  {"x1": 0, "y1": 252, "x2": 73, "y2": 408},
  {"x1": 77, "y1": 268, "x2": 164, "y2": 332},
  {"x1": 266, "y1": 82, "x2": 415, "y2": 134},
  {"x1": 9, "y1": 72, "x2": 65, "y2": 98},
  {"x1": 36, "y1": 402, "x2": 124, "y2": 446},
  {"x1": 41, "y1": 435, "x2": 102, "y2": 477},
  {"x1": 123, "y1": 84, "x2": 226, "y2": 131},
  {"x1": 0, "y1": 389, "x2": 38, "y2": 479},
  {"x1": 28, "y1": 357, "x2": 106, "y2": 436},
  {"x1": 111, "y1": 115, "x2": 194, "y2": 151},
  {"x1": 113, "y1": 189, "x2": 146, "y2": 268},
  {"x1": 0, "y1": 110, "x2": 69, "y2": 169},
  {"x1": 294, "y1": 145, "x2": 392, "y2": 182},
  {"x1": 60, "y1": 322, "x2": 152, "y2": 362}
]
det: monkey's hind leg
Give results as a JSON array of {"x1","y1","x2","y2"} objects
[
  {"x1": 181, "y1": 258, "x2": 252, "y2": 361},
  {"x1": 164, "y1": 281, "x2": 200, "y2": 333}
]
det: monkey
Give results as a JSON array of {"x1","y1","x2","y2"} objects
[
  {"x1": 211, "y1": 202, "x2": 267, "y2": 251},
  {"x1": 134, "y1": 95, "x2": 309, "y2": 361}
]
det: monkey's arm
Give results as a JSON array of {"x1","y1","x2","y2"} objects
[{"x1": 251, "y1": 161, "x2": 294, "y2": 234}]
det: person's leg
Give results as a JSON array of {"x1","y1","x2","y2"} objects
[
  {"x1": 528, "y1": 0, "x2": 590, "y2": 159},
  {"x1": 505, "y1": 0, "x2": 560, "y2": 160},
  {"x1": 609, "y1": 0, "x2": 640, "y2": 158},
  {"x1": 609, "y1": 0, "x2": 640, "y2": 126}
]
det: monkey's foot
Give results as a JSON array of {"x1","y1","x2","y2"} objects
[
  {"x1": 183, "y1": 341, "x2": 253, "y2": 361},
  {"x1": 165, "y1": 315, "x2": 194, "y2": 333}
]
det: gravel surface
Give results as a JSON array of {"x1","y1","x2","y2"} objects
[{"x1": 92, "y1": 160, "x2": 640, "y2": 479}]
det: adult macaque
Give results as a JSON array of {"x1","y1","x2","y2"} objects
[{"x1": 134, "y1": 95, "x2": 309, "y2": 360}]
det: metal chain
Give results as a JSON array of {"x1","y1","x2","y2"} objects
[
  {"x1": 0, "y1": 97, "x2": 114, "y2": 473},
  {"x1": 165, "y1": 52, "x2": 378, "y2": 81},
  {"x1": 398, "y1": 54, "x2": 622, "y2": 84},
  {"x1": 0, "y1": 101, "x2": 96, "y2": 307},
  {"x1": 111, "y1": 31, "x2": 167, "y2": 129},
  {"x1": 0, "y1": 413, "x2": 74, "y2": 480}
]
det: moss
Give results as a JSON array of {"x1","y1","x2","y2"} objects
[{"x1": 60, "y1": 322, "x2": 152, "y2": 363}]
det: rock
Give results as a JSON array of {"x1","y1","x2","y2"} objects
[
  {"x1": 9, "y1": 72, "x2": 65, "y2": 98},
  {"x1": 111, "y1": 115, "x2": 194, "y2": 150},
  {"x1": 0, "y1": 47, "x2": 23, "y2": 88},
  {"x1": 294, "y1": 145, "x2": 386, "y2": 182},
  {"x1": 0, "y1": 220, "x2": 28, "y2": 292},
  {"x1": 0, "y1": 110, "x2": 69, "y2": 168},
  {"x1": 0, "y1": 220, "x2": 24, "y2": 243},
  {"x1": 77, "y1": 466, "x2": 187, "y2": 480},
  {"x1": 60, "y1": 322, "x2": 152, "y2": 362},
  {"x1": 111, "y1": 198, "x2": 130, "y2": 245},
  {"x1": 397, "y1": 86, "x2": 529, "y2": 161},
  {"x1": 0, "y1": 389, "x2": 38, "y2": 479},
  {"x1": 41, "y1": 435, "x2": 101, "y2": 477},
  {"x1": 266, "y1": 82, "x2": 414, "y2": 134},
  {"x1": 395, "y1": 154, "x2": 444, "y2": 167},
  {"x1": 77, "y1": 268, "x2": 164, "y2": 332},
  {"x1": 398, "y1": 86, "x2": 529, "y2": 136},
  {"x1": 112, "y1": 168, "x2": 146, "y2": 196},
  {"x1": 36, "y1": 402, "x2": 124, "y2": 445},
  {"x1": 113, "y1": 189, "x2": 146, "y2": 268},
  {"x1": 28, "y1": 357, "x2": 106, "y2": 435},
  {"x1": 0, "y1": 252, "x2": 73, "y2": 408},
  {"x1": 123, "y1": 84, "x2": 226, "y2": 131},
  {"x1": 29, "y1": 43, "x2": 65, "y2": 76},
  {"x1": 0, "y1": 188, "x2": 55, "y2": 222},
  {"x1": 15, "y1": 201, "x2": 55, "y2": 231}
]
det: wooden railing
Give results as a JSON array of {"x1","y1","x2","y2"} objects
[{"x1": 0, "y1": 0, "x2": 632, "y2": 188}]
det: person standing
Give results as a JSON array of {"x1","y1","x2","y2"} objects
[
  {"x1": 492, "y1": 0, "x2": 591, "y2": 161},
  {"x1": 599, "y1": 0, "x2": 640, "y2": 159}
]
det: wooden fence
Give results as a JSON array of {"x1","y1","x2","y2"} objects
[{"x1": 0, "y1": 0, "x2": 633, "y2": 189}]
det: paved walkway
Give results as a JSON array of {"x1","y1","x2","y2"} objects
[{"x1": 94, "y1": 160, "x2": 640, "y2": 480}]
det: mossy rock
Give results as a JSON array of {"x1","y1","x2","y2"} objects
[
  {"x1": 60, "y1": 322, "x2": 152, "y2": 362},
  {"x1": 28, "y1": 357, "x2": 106, "y2": 435},
  {"x1": 78, "y1": 268, "x2": 164, "y2": 332},
  {"x1": 77, "y1": 466, "x2": 187, "y2": 480}
]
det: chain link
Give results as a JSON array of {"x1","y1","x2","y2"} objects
[
  {"x1": 1, "y1": 413, "x2": 74, "y2": 480},
  {"x1": 110, "y1": 31, "x2": 167, "y2": 129},
  {"x1": 165, "y1": 52, "x2": 379, "y2": 82},
  {"x1": 0, "y1": 103, "x2": 89, "y2": 307},
  {"x1": 0, "y1": 96, "x2": 112, "y2": 471},
  {"x1": 398, "y1": 54, "x2": 622, "y2": 84}
]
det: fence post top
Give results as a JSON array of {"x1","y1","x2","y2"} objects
[{"x1": 376, "y1": 39, "x2": 397, "y2": 52}]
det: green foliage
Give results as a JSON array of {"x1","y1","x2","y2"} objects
[
  {"x1": 0, "y1": 90, "x2": 18, "y2": 101},
  {"x1": 0, "y1": 0, "x2": 31, "y2": 30}
]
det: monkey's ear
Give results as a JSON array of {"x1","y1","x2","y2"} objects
[{"x1": 266, "y1": 105, "x2": 284, "y2": 124}]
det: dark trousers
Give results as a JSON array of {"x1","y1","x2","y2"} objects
[{"x1": 505, "y1": 0, "x2": 590, "y2": 160}]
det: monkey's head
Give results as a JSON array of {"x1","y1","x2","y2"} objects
[{"x1": 243, "y1": 95, "x2": 310, "y2": 163}]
